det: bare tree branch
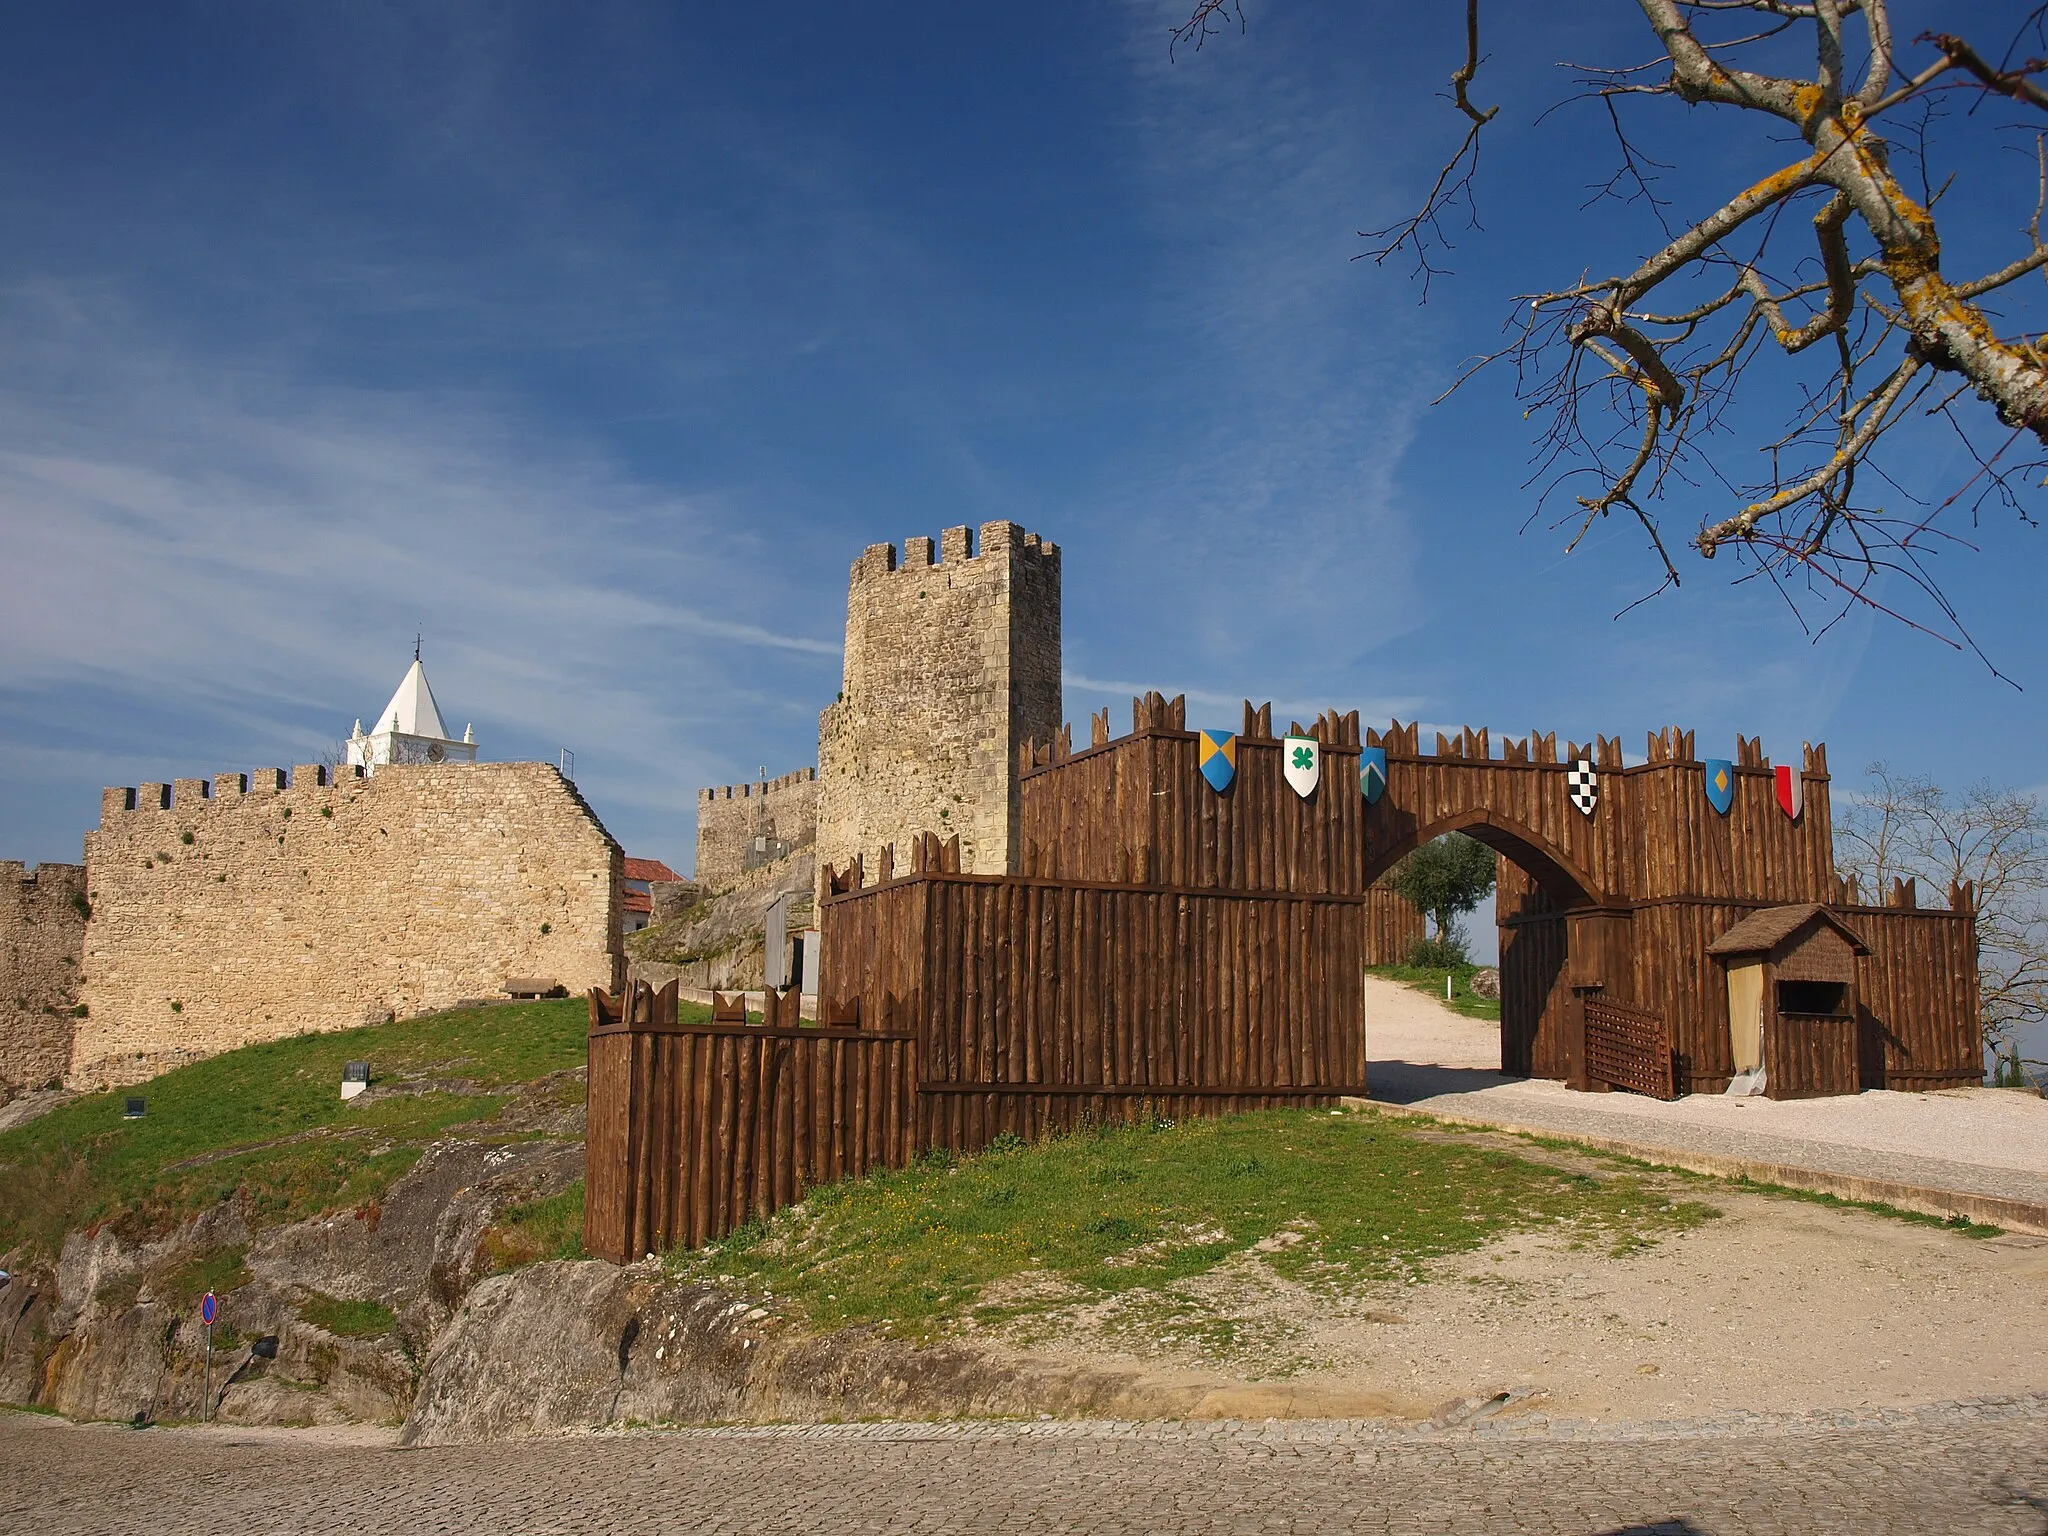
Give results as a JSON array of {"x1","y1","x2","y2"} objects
[
  {"x1": 1919, "y1": 27, "x2": 2048, "y2": 112},
  {"x1": 1173, "y1": 0, "x2": 2048, "y2": 659}
]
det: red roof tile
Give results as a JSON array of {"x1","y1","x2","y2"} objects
[{"x1": 623, "y1": 856, "x2": 681, "y2": 883}]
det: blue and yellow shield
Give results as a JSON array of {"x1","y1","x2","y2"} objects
[
  {"x1": 1359, "y1": 746, "x2": 1388, "y2": 805},
  {"x1": 1704, "y1": 758, "x2": 1735, "y2": 815},
  {"x1": 1198, "y1": 730, "x2": 1237, "y2": 793}
]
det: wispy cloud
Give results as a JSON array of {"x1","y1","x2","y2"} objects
[
  {"x1": 0, "y1": 287, "x2": 841, "y2": 856},
  {"x1": 1065, "y1": 5, "x2": 1437, "y2": 687}
]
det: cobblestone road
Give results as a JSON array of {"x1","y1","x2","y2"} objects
[{"x1": 4, "y1": 1404, "x2": 2045, "y2": 1535}]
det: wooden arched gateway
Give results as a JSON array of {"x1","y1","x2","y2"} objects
[{"x1": 584, "y1": 694, "x2": 1984, "y2": 1260}]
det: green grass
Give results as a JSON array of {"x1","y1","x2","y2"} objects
[
  {"x1": 477, "y1": 1180, "x2": 588, "y2": 1272},
  {"x1": 298, "y1": 1292, "x2": 398, "y2": 1338},
  {"x1": 1367, "y1": 964, "x2": 1501, "y2": 1022},
  {"x1": 672, "y1": 1109, "x2": 1716, "y2": 1341},
  {"x1": 154, "y1": 1243, "x2": 252, "y2": 1306},
  {"x1": 0, "y1": 997, "x2": 619, "y2": 1258},
  {"x1": 1725, "y1": 1177, "x2": 2005, "y2": 1237}
]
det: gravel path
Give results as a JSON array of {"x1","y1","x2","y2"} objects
[
  {"x1": 1363, "y1": 977, "x2": 2048, "y2": 1210},
  {"x1": 5, "y1": 1401, "x2": 2044, "y2": 1534}
]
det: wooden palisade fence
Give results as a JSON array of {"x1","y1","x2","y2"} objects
[
  {"x1": 585, "y1": 979, "x2": 915, "y2": 1261},
  {"x1": 586, "y1": 695, "x2": 1984, "y2": 1262}
]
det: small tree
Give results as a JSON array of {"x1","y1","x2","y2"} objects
[
  {"x1": 1835, "y1": 762, "x2": 2048, "y2": 1056},
  {"x1": 1389, "y1": 833, "x2": 1499, "y2": 963}
]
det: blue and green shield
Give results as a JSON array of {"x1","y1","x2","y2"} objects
[
  {"x1": 1359, "y1": 746, "x2": 1388, "y2": 805},
  {"x1": 1198, "y1": 730, "x2": 1237, "y2": 793},
  {"x1": 1704, "y1": 758, "x2": 1735, "y2": 815}
]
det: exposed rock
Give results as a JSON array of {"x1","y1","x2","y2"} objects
[
  {"x1": 627, "y1": 852, "x2": 814, "y2": 992},
  {"x1": 1468, "y1": 967, "x2": 1501, "y2": 1002},
  {"x1": 252, "y1": 1136, "x2": 582, "y2": 1339},
  {"x1": 0, "y1": 1131, "x2": 581, "y2": 1428},
  {"x1": 402, "y1": 1259, "x2": 1410, "y2": 1445}
]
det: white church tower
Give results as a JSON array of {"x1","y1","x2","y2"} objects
[{"x1": 347, "y1": 649, "x2": 478, "y2": 772}]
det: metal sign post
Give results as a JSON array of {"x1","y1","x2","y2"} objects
[{"x1": 200, "y1": 1290, "x2": 217, "y2": 1422}]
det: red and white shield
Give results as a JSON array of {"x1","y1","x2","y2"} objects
[{"x1": 1773, "y1": 763, "x2": 1804, "y2": 821}]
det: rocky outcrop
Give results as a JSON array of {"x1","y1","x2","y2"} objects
[
  {"x1": 0, "y1": 1133, "x2": 582, "y2": 1427},
  {"x1": 401, "y1": 1260, "x2": 1409, "y2": 1445}
]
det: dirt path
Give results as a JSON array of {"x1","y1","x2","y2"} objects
[
  {"x1": 970, "y1": 982, "x2": 2048, "y2": 1427},
  {"x1": 988, "y1": 1136, "x2": 2048, "y2": 1422}
]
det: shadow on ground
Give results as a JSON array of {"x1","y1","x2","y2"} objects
[{"x1": 1367, "y1": 1058, "x2": 1518, "y2": 1106}]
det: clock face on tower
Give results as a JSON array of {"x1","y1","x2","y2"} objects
[{"x1": 426, "y1": 741, "x2": 446, "y2": 763}]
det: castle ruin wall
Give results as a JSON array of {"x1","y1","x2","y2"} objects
[
  {"x1": 0, "y1": 861, "x2": 88, "y2": 1095},
  {"x1": 695, "y1": 768, "x2": 818, "y2": 892},
  {"x1": 73, "y1": 761, "x2": 623, "y2": 1089}
]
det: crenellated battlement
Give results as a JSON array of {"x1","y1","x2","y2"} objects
[
  {"x1": 699, "y1": 767, "x2": 817, "y2": 803},
  {"x1": 95, "y1": 763, "x2": 400, "y2": 821},
  {"x1": 4, "y1": 860, "x2": 86, "y2": 887},
  {"x1": 847, "y1": 522, "x2": 1060, "y2": 588},
  {"x1": 695, "y1": 766, "x2": 821, "y2": 890}
]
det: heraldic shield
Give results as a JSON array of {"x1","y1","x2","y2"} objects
[
  {"x1": 1198, "y1": 730, "x2": 1237, "y2": 793},
  {"x1": 1704, "y1": 758, "x2": 1735, "y2": 816},
  {"x1": 1283, "y1": 734, "x2": 1321, "y2": 799},
  {"x1": 1567, "y1": 758, "x2": 1599, "y2": 817},
  {"x1": 1359, "y1": 746, "x2": 1388, "y2": 805},
  {"x1": 1774, "y1": 763, "x2": 1804, "y2": 820}
]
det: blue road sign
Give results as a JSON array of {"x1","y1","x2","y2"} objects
[{"x1": 201, "y1": 1291, "x2": 217, "y2": 1327}]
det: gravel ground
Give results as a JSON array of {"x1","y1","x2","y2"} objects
[{"x1": 1363, "y1": 977, "x2": 2048, "y2": 1207}]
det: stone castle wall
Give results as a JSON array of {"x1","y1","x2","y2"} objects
[
  {"x1": 816, "y1": 522, "x2": 1060, "y2": 885},
  {"x1": 695, "y1": 768, "x2": 818, "y2": 892},
  {"x1": 73, "y1": 762, "x2": 623, "y2": 1089},
  {"x1": 0, "y1": 861, "x2": 89, "y2": 1095}
]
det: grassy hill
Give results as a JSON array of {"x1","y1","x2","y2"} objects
[
  {"x1": 674, "y1": 1109, "x2": 1717, "y2": 1343},
  {"x1": 7, "y1": 993, "x2": 1718, "y2": 1340},
  {"x1": 0, "y1": 996, "x2": 685, "y2": 1258}
]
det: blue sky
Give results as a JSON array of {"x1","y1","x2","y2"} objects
[{"x1": 2, "y1": 1, "x2": 2042, "y2": 943}]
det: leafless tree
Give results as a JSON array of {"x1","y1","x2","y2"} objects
[
  {"x1": 1835, "y1": 761, "x2": 2048, "y2": 1052},
  {"x1": 1174, "y1": 2, "x2": 2048, "y2": 662}
]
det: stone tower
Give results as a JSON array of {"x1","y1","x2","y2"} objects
[{"x1": 816, "y1": 521, "x2": 1060, "y2": 885}]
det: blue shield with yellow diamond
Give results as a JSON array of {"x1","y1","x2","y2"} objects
[
  {"x1": 1359, "y1": 746, "x2": 1388, "y2": 805},
  {"x1": 1704, "y1": 758, "x2": 1735, "y2": 816},
  {"x1": 1198, "y1": 730, "x2": 1237, "y2": 793}
]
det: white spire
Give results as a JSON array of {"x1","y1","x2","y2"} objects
[
  {"x1": 347, "y1": 652, "x2": 477, "y2": 773},
  {"x1": 375, "y1": 659, "x2": 451, "y2": 742}
]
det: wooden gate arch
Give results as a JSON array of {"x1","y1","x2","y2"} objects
[{"x1": 1011, "y1": 700, "x2": 1976, "y2": 1096}]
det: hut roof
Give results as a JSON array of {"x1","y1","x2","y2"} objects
[{"x1": 1706, "y1": 902, "x2": 1870, "y2": 958}]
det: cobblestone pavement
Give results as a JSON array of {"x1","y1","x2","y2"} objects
[{"x1": 5, "y1": 1400, "x2": 2045, "y2": 1535}]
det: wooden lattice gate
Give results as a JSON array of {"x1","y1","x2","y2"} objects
[{"x1": 1582, "y1": 997, "x2": 1677, "y2": 1100}]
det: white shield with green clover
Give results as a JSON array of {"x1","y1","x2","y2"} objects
[{"x1": 1282, "y1": 734, "x2": 1320, "y2": 799}]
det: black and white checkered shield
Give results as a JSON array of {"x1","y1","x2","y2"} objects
[{"x1": 1567, "y1": 758, "x2": 1598, "y2": 817}]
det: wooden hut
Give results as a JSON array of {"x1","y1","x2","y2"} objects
[{"x1": 1706, "y1": 904, "x2": 1872, "y2": 1099}]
